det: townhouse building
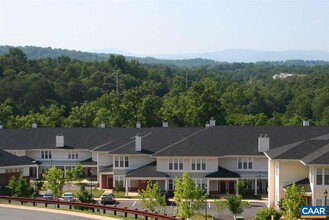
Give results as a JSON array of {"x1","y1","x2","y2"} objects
[
  {"x1": 265, "y1": 133, "x2": 329, "y2": 208},
  {"x1": 0, "y1": 122, "x2": 328, "y2": 206}
]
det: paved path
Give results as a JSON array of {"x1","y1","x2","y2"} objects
[{"x1": 0, "y1": 204, "x2": 118, "y2": 220}]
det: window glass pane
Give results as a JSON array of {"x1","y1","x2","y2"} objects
[
  {"x1": 202, "y1": 163, "x2": 206, "y2": 170},
  {"x1": 49, "y1": 151, "x2": 52, "y2": 159},
  {"x1": 68, "y1": 153, "x2": 71, "y2": 159},
  {"x1": 115, "y1": 157, "x2": 119, "y2": 167},
  {"x1": 174, "y1": 163, "x2": 178, "y2": 170},
  {"x1": 179, "y1": 161, "x2": 183, "y2": 170},
  {"x1": 125, "y1": 157, "x2": 129, "y2": 167},
  {"x1": 325, "y1": 169, "x2": 329, "y2": 185},
  {"x1": 243, "y1": 161, "x2": 248, "y2": 169},
  {"x1": 316, "y1": 169, "x2": 323, "y2": 185},
  {"x1": 248, "y1": 161, "x2": 252, "y2": 169}
]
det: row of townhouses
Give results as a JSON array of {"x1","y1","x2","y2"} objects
[{"x1": 0, "y1": 120, "x2": 328, "y2": 208}]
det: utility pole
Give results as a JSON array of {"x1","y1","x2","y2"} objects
[
  {"x1": 115, "y1": 70, "x2": 119, "y2": 94},
  {"x1": 185, "y1": 71, "x2": 192, "y2": 89},
  {"x1": 109, "y1": 70, "x2": 123, "y2": 94}
]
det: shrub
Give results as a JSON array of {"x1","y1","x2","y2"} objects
[{"x1": 254, "y1": 208, "x2": 282, "y2": 220}]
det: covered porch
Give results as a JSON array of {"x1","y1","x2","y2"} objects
[
  {"x1": 98, "y1": 165, "x2": 113, "y2": 190},
  {"x1": 124, "y1": 161, "x2": 169, "y2": 196},
  {"x1": 206, "y1": 166, "x2": 241, "y2": 196}
]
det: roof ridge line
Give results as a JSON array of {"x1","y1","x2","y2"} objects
[
  {"x1": 107, "y1": 131, "x2": 153, "y2": 154},
  {"x1": 152, "y1": 127, "x2": 210, "y2": 156},
  {"x1": 90, "y1": 138, "x2": 120, "y2": 151},
  {"x1": 125, "y1": 161, "x2": 156, "y2": 176},
  {"x1": 266, "y1": 140, "x2": 304, "y2": 159},
  {"x1": 302, "y1": 143, "x2": 329, "y2": 164}
]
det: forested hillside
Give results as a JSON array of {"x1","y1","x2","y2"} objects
[
  {"x1": 0, "y1": 45, "x2": 220, "y2": 68},
  {"x1": 1, "y1": 48, "x2": 329, "y2": 128}
]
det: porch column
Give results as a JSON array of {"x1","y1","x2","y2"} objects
[
  {"x1": 165, "y1": 179, "x2": 168, "y2": 191},
  {"x1": 64, "y1": 166, "x2": 67, "y2": 176},
  {"x1": 99, "y1": 174, "x2": 103, "y2": 190},
  {"x1": 206, "y1": 179, "x2": 209, "y2": 195},
  {"x1": 236, "y1": 180, "x2": 239, "y2": 195},
  {"x1": 254, "y1": 178, "x2": 258, "y2": 195},
  {"x1": 125, "y1": 179, "x2": 129, "y2": 196},
  {"x1": 36, "y1": 166, "x2": 39, "y2": 179}
]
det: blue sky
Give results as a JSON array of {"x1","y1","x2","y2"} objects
[{"x1": 0, "y1": 0, "x2": 328, "y2": 55}]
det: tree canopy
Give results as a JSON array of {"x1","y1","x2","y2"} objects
[{"x1": 1, "y1": 48, "x2": 329, "y2": 128}]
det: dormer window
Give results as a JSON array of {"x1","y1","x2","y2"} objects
[
  {"x1": 41, "y1": 151, "x2": 52, "y2": 159},
  {"x1": 237, "y1": 158, "x2": 253, "y2": 169},
  {"x1": 114, "y1": 156, "x2": 129, "y2": 168},
  {"x1": 68, "y1": 151, "x2": 79, "y2": 159},
  {"x1": 191, "y1": 159, "x2": 206, "y2": 170}
]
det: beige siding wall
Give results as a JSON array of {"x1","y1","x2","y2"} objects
[
  {"x1": 219, "y1": 157, "x2": 267, "y2": 171},
  {"x1": 156, "y1": 157, "x2": 217, "y2": 172},
  {"x1": 218, "y1": 158, "x2": 237, "y2": 170},
  {"x1": 253, "y1": 158, "x2": 268, "y2": 170},
  {"x1": 275, "y1": 161, "x2": 308, "y2": 206},
  {"x1": 6, "y1": 150, "x2": 26, "y2": 156},
  {"x1": 25, "y1": 149, "x2": 91, "y2": 161},
  {"x1": 97, "y1": 152, "x2": 112, "y2": 166},
  {"x1": 268, "y1": 159, "x2": 275, "y2": 208},
  {"x1": 129, "y1": 155, "x2": 155, "y2": 168},
  {"x1": 157, "y1": 158, "x2": 168, "y2": 171}
]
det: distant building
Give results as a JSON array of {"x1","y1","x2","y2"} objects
[{"x1": 272, "y1": 73, "x2": 295, "y2": 80}]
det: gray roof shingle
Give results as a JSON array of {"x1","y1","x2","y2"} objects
[
  {"x1": 284, "y1": 178, "x2": 311, "y2": 193},
  {"x1": 0, "y1": 149, "x2": 36, "y2": 167},
  {"x1": 125, "y1": 162, "x2": 168, "y2": 178},
  {"x1": 206, "y1": 166, "x2": 240, "y2": 178}
]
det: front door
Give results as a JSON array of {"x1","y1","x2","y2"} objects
[{"x1": 108, "y1": 176, "x2": 113, "y2": 189}]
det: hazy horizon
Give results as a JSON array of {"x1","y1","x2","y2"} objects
[{"x1": 1, "y1": 0, "x2": 329, "y2": 55}]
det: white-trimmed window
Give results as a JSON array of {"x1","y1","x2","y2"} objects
[
  {"x1": 41, "y1": 151, "x2": 52, "y2": 159},
  {"x1": 114, "y1": 175, "x2": 124, "y2": 187},
  {"x1": 5, "y1": 168, "x2": 23, "y2": 173},
  {"x1": 168, "y1": 179, "x2": 175, "y2": 191},
  {"x1": 194, "y1": 179, "x2": 207, "y2": 190},
  {"x1": 237, "y1": 158, "x2": 252, "y2": 169},
  {"x1": 68, "y1": 151, "x2": 79, "y2": 159},
  {"x1": 191, "y1": 159, "x2": 206, "y2": 171},
  {"x1": 316, "y1": 168, "x2": 329, "y2": 185},
  {"x1": 169, "y1": 159, "x2": 183, "y2": 170},
  {"x1": 114, "y1": 156, "x2": 129, "y2": 168}
]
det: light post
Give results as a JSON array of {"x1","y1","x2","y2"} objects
[
  {"x1": 324, "y1": 189, "x2": 328, "y2": 207},
  {"x1": 258, "y1": 171, "x2": 261, "y2": 195},
  {"x1": 90, "y1": 170, "x2": 93, "y2": 198}
]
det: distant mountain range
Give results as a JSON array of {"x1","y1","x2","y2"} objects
[
  {"x1": 1, "y1": 45, "x2": 329, "y2": 66},
  {"x1": 88, "y1": 48, "x2": 329, "y2": 62}
]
